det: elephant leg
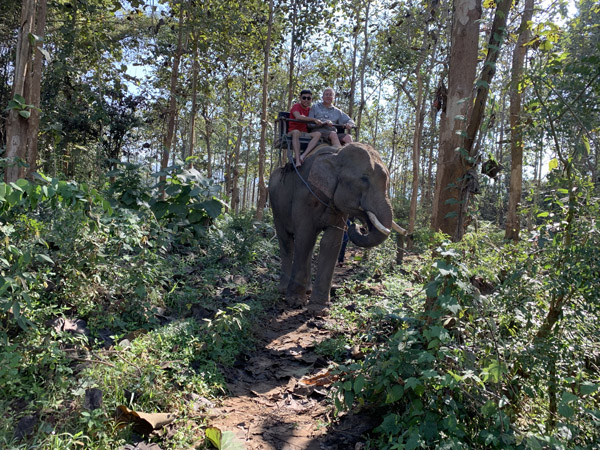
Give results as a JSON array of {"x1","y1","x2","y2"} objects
[
  {"x1": 286, "y1": 233, "x2": 317, "y2": 304},
  {"x1": 310, "y1": 226, "x2": 344, "y2": 307},
  {"x1": 274, "y1": 223, "x2": 293, "y2": 294}
]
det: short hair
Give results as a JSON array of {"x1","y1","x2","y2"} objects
[
  {"x1": 300, "y1": 89, "x2": 312, "y2": 96},
  {"x1": 323, "y1": 87, "x2": 335, "y2": 95}
]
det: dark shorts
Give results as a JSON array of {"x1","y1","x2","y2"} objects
[{"x1": 311, "y1": 127, "x2": 347, "y2": 142}]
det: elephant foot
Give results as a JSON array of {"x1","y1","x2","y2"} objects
[
  {"x1": 285, "y1": 295, "x2": 308, "y2": 309},
  {"x1": 306, "y1": 301, "x2": 331, "y2": 317}
]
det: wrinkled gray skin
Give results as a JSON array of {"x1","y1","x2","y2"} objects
[{"x1": 269, "y1": 143, "x2": 393, "y2": 308}]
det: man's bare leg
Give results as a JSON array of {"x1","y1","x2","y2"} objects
[
  {"x1": 291, "y1": 130, "x2": 302, "y2": 167},
  {"x1": 342, "y1": 134, "x2": 353, "y2": 146},
  {"x1": 329, "y1": 131, "x2": 341, "y2": 148},
  {"x1": 300, "y1": 132, "x2": 323, "y2": 162}
]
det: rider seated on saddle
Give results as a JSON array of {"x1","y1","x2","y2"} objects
[
  {"x1": 301, "y1": 87, "x2": 355, "y2": 162},
  {"x1": 288, "y1": 89, "x2": 323, "y2": 167}
]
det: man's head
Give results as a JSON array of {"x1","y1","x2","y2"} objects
[
  {"x1": 322, "y1": 87, "x2": 335, "y2": 106},
  {"x1": 299, "y1": 89, "x2": 313, "y2": 108}
]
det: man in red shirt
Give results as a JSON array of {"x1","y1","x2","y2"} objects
[{"x1": 288, "y1": 89, "x2": 323, "y2": 167}]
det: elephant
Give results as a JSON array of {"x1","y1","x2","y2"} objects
[{"x1": 269, "y1": 142, "x2": 403, "y2": 314}]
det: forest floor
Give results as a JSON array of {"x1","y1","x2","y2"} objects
[{"x1": 209, "y1": 251, "x2": 378, "y2": 450}]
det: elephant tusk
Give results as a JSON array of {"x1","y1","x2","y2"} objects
[
  {"x1": 366, "y1": 211, "x2": 391, "y2": 236},
  {"x1": 392, "y1": 221, "x2": 408, "y2": 236}
]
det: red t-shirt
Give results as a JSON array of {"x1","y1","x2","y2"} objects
[{"x1": 288, "y1": 103, "x2": 310, "y2": 133}]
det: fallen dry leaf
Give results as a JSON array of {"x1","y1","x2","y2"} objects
[
  {"x1": 299, "y1": 369, "x2": 339, "y2": 387},
  {"x1": 115, "y1": 405, "x2": 176, "y2": 434}
]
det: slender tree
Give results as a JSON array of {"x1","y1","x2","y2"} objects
[
  {"x1": 160, "y1": 2, "x2": 185, "y2": 188},
  {"x1": 255, "y1": 0, "x2": 274, "y2": 220},
  {"x1": 505, "y1": 0, "x2": 534, "y2": 241},
  {"x1": 5, "y1": 0, "x2": 47, "y2": 182}
]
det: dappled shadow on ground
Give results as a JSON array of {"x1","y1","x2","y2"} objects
[{"x1": 209, "y1": 251, "x2": 380, "y2": 449}]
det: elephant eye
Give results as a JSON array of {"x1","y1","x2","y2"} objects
[{"x1": 361, "y1": 175, "x2": 369, "y2": 185}]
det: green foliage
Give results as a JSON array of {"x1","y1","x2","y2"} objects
[
  {"x1": 332, "y1": 201, "x2": 600, "y2": 449},
  {"x1": 151, "y1": 164, "x2": 226, "y2": 244},
  {"x1": 0, "y1": 176, "x2": 278, "y2": 447},
  {"x1": 5, "y1": 94, "x2": 41, "y2": 119}
]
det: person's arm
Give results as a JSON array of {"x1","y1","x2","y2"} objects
[
  {"x1": 292, "y1": 109, "x2": 311, "y2": 121},
  {"x1": 307, "y1": 106, "x2": 323, "y2": 128},
  {"x1": 339, "y1": 110, "x2": 355, "y2": 129}
]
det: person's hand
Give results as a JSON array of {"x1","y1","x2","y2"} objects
[
  {"x1": 326, "y1": 120, "x2": 333, "y2": 127},
  {"x1": 314, "y1": 119, "x2": 323, "y2": 126},
  {"x1": 345, "y1": 123, "x2": 353, "y2": 129}
]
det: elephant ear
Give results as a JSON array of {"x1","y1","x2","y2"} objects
[{"x1": 306, "y1": 152, "x2": 338, "y2": 200}]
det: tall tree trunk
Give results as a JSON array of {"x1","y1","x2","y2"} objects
[
  {"x1": 409, "y1": 62, "x2": 425, "y2": 235},
  {"x1": 187, "y1": 42, "x2": 199, "y2": 167},
  {"x1": 230, "y1": 110, "x2": 245, "y2": 213},
  {"x1": 255, "y1": 0, "x2": 274, "y2": 220},
  {"x1": 5, "y1": 0, "x2": 47, "y2": 182},
  {"x1": 387, "y1": 82, "x2": 403, "y2": 173},
  {"x1": 286, "y1": 0, "x2": 298, "y2": 110},
  {"x1": 505, "y1": 0, "x2": 534, "y2": 241},
  {"x1": 432, "y1": 0, "x2": 511, "y2": 240},
  {"x1": 348, "y1": 5, "x2": 360, "y2": 119},
  {"x1": 355, "y1": 0, "x2": 371, "y2": 141},
  {"x1": 160, "y1": 3, "x2": 185, "y2": 188},
  {"x1": 426, "y1": 105, "x2": 438, "y2": 207},
  {"x1": 372, "y1": 86, "x2": 382, "y2": 147},
  {"x1": 200, "y1": 103, "x2": 213, "y2": 178},
  {"x1": 454, "y1": 0, "x2": 512, "y2": 241},
  {"x1": 242, "y1": 126, "x2": 252, "y2": 210},
  {"x1": 431, "y1": 0, "x2": 482, "y2": 235}
]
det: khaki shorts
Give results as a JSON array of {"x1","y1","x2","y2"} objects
[
  {"x1": 287, "y1": 130, "x2": 313, "y2": 137},
  {"x1": 311, "y1": 126, "x2": 347, "y2": 142}
]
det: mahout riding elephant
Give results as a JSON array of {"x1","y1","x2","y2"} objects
[{"x1": 269, "y1": 142, "x2": 403, "y2": 314}]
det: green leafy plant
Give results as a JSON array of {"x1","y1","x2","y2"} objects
[{"x1": 5, "y1": 94, "x2": 41, "y2": 119}]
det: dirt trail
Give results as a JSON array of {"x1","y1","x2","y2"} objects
[{"x1": 210, "y1": 258, "x2": 376, "y2": 449}]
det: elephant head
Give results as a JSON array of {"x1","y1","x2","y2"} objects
[{"x1": 306, "y1": 143, "x2": 394, "y2": 248}]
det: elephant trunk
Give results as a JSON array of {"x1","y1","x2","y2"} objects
[{"x1": 348, "y1": 199, "x2": 393, "y2": 248}]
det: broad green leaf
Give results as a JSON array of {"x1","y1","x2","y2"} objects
[
  {"x1": 558, "y1": 402, "x2": 574, "y2": 418},
  {"x1": 13, "y1": 94, "x2": 26, "y2": 105},
  {"x1": 344, "y1": 390, "x2": 354, "y2": 409},
  {"x1": 385, "y1": 384, "x2": 403, "y2": 404},
  {"x1": 220, "y1": 431, "x2": 245, "y2": 450},
  {"x1": 580, "y1": 382, "x2": 599, "y2": 395},
  {"x1": 481, "y1": 400, "x2": 498, "y2": 417},
  {"x1": 205, "y1": 427, "x2": 221, "y2": 448},
  {"x1": 353, "y1": 374, "x2": 365, "y2": 394},
  {"x1": 422, "y1": 369, "x2": 438, "y2": 379},
  {"x1": 526, "y1": 435, "x2": 543, "y2": 450},
  {"x1": 548, "y1": 158, "x2": 558, "y2": 171},
  {"x1": 481, "y1": 361, "x2": 506, "y2": 383},
  {"x1": 199, "y1": 199, "x2": 224, "y2": 219},
  {"x1": 405, "y1": 429, "x2": 420, "y2": 450},
  {"x1": 35, "y1": 254, "x2": 54, "y2": 265},
  {"x1": 404, "y1": 377, "x2": 421, "y2": 391},
  {"x1": 582, "y1": 136, "x2": 590, "y2": 154}
]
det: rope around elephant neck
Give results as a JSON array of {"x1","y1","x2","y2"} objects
[
  {"x1": 291, "y1": 160, "x2": 348, "y2": 233},
  {"x1": 292, "y1": 159, "x2": 331, "y2": 208}
]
